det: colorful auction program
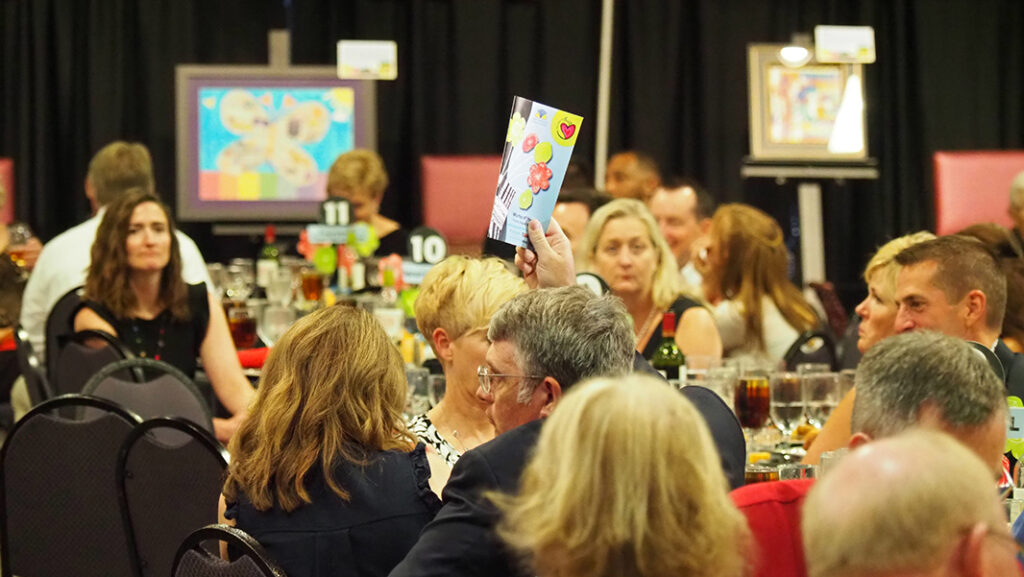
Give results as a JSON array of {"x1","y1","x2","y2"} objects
[{"x1": 488, "y1": 96, "x2": 583, "y2": 248}]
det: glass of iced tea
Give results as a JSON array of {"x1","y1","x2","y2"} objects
[
  {"x1": 228, "y1": 305, "x2": 258, "y2": 350},
  {"x1": 300, "y1": 268, "x2": 324, "y2": 304}
]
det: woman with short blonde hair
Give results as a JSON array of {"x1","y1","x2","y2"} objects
[
  {"x1": 803, "y1": 230, "x2": 935, "y2": 464},
  {"x1": 221, "y1": 305, "x2": 440, "y2": 577},
  {"x1": 493, "y1": 374, "x2": 750, "y2": 577},
  {"x1": 411, "y1": 255, "x2": 527, "y2": 493},
  {"x1": 578, "y1": 198, "x2": 722, "y2": 362}
]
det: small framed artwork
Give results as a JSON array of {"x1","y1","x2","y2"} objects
[{"x1": 747, "y1": 44, "x2": 867, "y2": 160}]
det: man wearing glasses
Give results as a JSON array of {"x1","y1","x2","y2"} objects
[{"x1": 390, "y1": 220, "x2": 744, "y2": 577}]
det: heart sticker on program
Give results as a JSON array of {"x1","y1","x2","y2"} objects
[{"x1": 550, "y1": 110, "x2": 582, "y2": 147}]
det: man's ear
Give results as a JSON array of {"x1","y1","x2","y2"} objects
[
  {"x1": 963, "y1": 289, "x2": 988, "y2": 329},
  {"x1": 432, "y1": 328, "x2": 454, "y2": 363},
  {"x1": 537, "y1": 377, "x2": 563, "y2": 418},
  {"x1": 957, "y1": 522, "x2": 989, "y2": 577},
  {"x1": 848, "y1": 431, "x2": 873, "y2": 449},
  {"x1": 698, "y1": 218, "x2": 712, "y2": 235}
]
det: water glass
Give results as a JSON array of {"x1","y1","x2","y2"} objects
[
  {"x1": 206, "y1": 263, "x2": 226, "y2": 298},
  {"x1": 818, "y1": 448, "x2": 849, "y2": 478},
  {"x1": 838, "y1": 368, "x2": 856, "y2": 397},
  {"x1": 266, "y1": 268, "x2": 294, "y2": 306},
  {"x1": 405, "y1": 366, "x2": 431, "y2": 415},
  {"x1": 225, "y1": 264, "x2": 254, "y2": 302},
  {"x1": 770, "y1": 371, "x2": 804, "y2": 437},
  {"x1": 702, "y1": 366, "x2": 738, "y2": 407},
  {"x1": 427, "y1": 375, "x2": 446, "y2": 408},
  {"x1": 779, "y1": 463, "x2": 816, "y2": 480},
  {"x1": 258, "y1": 305, "x2": 295, "y2": 347},
  {"x1": 803, "y1": 371, "x2": 840, "y2": 428}
]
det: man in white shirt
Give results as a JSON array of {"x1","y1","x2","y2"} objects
[
  {"x1": 647, "y1": 179, "x2": 714, "y2": 294},
  {"x1": 20, "y1": 141, "x2": 211, "y2": 358}
]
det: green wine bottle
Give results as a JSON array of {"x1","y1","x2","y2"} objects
[
  {"x1": 256, "y1": 224, "x2": 280, "y2": 288},
  {"x1": 650, "y1": 311, "x2": 685, "y2": 383}
]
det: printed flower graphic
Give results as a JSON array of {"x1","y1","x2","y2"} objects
[
  {"x1": 527, "y1": 162, "x2": 553, "y2": 194},
  {"x1": 522, "y1": 133, "x2": 538, "y2": 153},
  {"x1": 506, "y1": 112, "x2": 526, "y2": 145}
]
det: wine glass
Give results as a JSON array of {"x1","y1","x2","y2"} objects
[
  {"x1": 770, "y1": 371, "x2": 804, "y2": 439},
  {"x1": 803, "y1": 371, "x2": 840, "y2": 428}
]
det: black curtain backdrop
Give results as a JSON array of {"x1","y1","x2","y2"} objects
[
  {"x1": 3, "y1": 0, "x2": 1024, "y2": 311},
  {"x1": 0, "y1": 0, "x2": 277, "y2": 243}
]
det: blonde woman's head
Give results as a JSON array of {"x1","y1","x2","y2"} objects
[
  {"x1": 579, "y1": 198, "x2": 682, "y2": 309},
  {"x1": 493, "y1": 374, "x2": 750, "y2": 577}
]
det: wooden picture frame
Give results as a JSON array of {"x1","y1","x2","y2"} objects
[{"x1": 747, "y1": 44, "x2": 867, "y2": 160}]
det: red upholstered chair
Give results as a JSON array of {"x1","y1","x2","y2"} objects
[
  {"x1": 0, "y1": 158, "x2": 14, "y2": 224},
  {"x1": 933, "y1": 151, "x2": 1024, "y2": 235},
  {"x1": 420, "y1": 155, "x2": 502, "y2": 255}
]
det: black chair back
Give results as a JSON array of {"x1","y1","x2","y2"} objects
[
  {"x1": 44, "y1": 285, "x2": 84, "y2": 378},
  {"x1": 15, "y1": 324, "x2": 51, "y2": 405},
  {"x1": 83, "y1": 357, "x2": 213, "y2": 436},
  {"x1": 0, "y1": 394, "x2": 142, "y2": 577},
  {"x1": 53, "y1": 329, "x2": 135, "y2": 399},
  {"x1": 783, "y1": 329, "x2": 838, "y2": 371},
  {"x1": 119, "y1": 418, "x2": 228, "y2": 577},
  {"x1": 173, "y1": 524, "x2": 288, "y2": 577}
]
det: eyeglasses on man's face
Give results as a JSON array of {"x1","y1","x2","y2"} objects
[{"x1": 476, "y1": 365, "x2": 542, "y2": 395}]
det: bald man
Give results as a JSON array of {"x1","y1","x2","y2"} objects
[{"x1": 804, "y1": 430, "x2": 1022, "y2": 577}]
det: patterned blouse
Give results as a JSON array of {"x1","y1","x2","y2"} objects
[{"x1": 406, "y1": 413, "x2": 461, "y2": 468}]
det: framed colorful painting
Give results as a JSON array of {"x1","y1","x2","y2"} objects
[{"x1": 747, "y1": 44, "x2": 867, "y2": 160}]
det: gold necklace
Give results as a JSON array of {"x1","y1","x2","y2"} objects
[{"x1": 637, "y1": 306, "x2": 663, "y2": 343}]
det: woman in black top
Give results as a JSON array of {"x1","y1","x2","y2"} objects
[
  {"x1": 220, "y1": 305, "x2": 440, "y2": 577},
  {"x1": 578, "y1": 198, "x2": 722, "y2": 363},
  {"x1": 74, "y1": 189, "x2": 254, "y2": 442}
]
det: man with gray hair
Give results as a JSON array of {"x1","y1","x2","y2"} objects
[
  {"x1": 481, "y1": 286, "x2": 635, "y2": 435},
  {"x1": 391, "y1": 283, "x2": 745, "y2": 577},
  {"x1": 731, "y1": 331, "x2": 1010, "y2": 577},
  {"x1": 803, "y1": 429, "x2": 1021, "y2": 577},
  {"x1": 851, "y1": 331, "x2": 1008, "y2": 473}
]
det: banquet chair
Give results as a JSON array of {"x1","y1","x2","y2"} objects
[
  {"x1": 83, "y1": 357, "x2": 213, "y2": 436},
  {"x1": 420, "y1": 155, "x2": 502, "y2": 256},
  {"x1": 52, "y1": 329, "x2": 136, "y2": 401},
  {"x1": 119, "y1": 418, "x2": 229, "y2": 577},
  {"x1": 15, "y1": 324, "x2": 51, "y2": 405},
  {"x1": 0, "y1": 394, "x2": 142, "y2": 577},
  {"x1": 933, "y1": 150, "x2": 1024, "y2": 235},
  {"x1": 44, "y1": 284, "x2": 84, "y2": 374},
  {"x1": 783, "y1": 329, "x2": 838, "y2": 371},
  {"x1": 172, "y1": 524, "x2": 288, "y2": 577}
]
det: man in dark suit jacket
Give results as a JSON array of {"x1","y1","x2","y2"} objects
[
  {"x1": 893, "y1": 235, "x2": 1024, "y2": 398},
  {"x1": 390, "y1": 221, "x2": 745, "y2": 577}
]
